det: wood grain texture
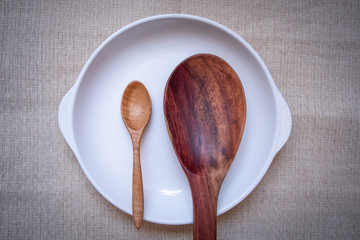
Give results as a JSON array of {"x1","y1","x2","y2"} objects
[
  {"x1": 121, "y1": 81, "x2": 151, "y2": 229},
  {"x1": 131, "y1": 136, "x2": 144, "y2": 229},
  {"x1": 164, "y1": 54, "x2": 246, "y2": 240}
]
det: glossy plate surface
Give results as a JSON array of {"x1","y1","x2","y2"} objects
[{"x1": 58, "y1": 14, "x2": 291, "y2": 225}]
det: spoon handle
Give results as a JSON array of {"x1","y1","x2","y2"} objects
[
  {"x1": 132, "y1": 138, "x2": 143, "y2": 229},
  {"x1": 189, "y1": 175, "x2": 219, "y2": 240}
]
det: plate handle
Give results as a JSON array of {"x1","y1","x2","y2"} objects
[
  {"x1": 58, "y1": 87, "x2": 79, "y2": 156},
  {"x1": 274, "y1": 90, "x2": 292, "y2": 154}
]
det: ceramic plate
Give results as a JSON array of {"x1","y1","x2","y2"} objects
[{"x1": 59, "y1": 14, "x2": 291, "y2": 225}]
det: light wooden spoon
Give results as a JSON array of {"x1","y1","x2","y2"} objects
[
  {"x1": 164, "y1": 54, "x2": 246, "y2": 240},
  {"x1": 121, "y1": 81, "x2": 151, "y2": 229}
]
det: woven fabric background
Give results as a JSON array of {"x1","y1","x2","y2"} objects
[{"x1": 1, "y1": 0, "x2": 359, "y2": 239}]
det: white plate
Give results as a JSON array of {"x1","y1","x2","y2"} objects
[{"x1": 58, "y1": 14, "x2": 291, "y2": 225}]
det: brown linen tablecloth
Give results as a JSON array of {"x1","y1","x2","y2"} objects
[{"x1": 1, "y1": 0, "x2": 359, "y2": 239}]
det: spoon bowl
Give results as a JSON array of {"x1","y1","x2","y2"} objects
[
  {"x1": 121, "y1": 81, "x2": 151, "y2": 229},
  {"x1": 121, "y1": 82, "x2": 151, "y2": 130},
  {"x1": 164, "y1": 54, "x2": 246, "y2": 239}
]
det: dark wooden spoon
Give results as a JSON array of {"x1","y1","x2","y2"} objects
[{"x1": 164, "y1": 54, "x2": 246, "y2": 240}]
